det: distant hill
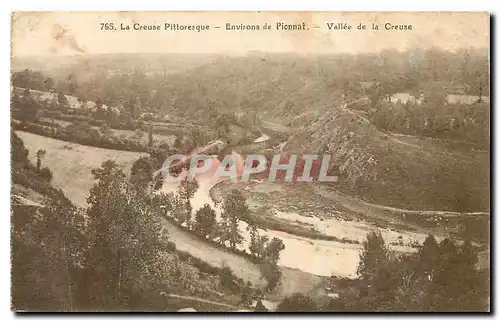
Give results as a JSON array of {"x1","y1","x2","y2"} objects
[
  {"x1": 154, "y1": 54, "x2": 345, "y2": 126},
  {"x1": 11, "y1": 53, "x2": 221, "y2": 84}
]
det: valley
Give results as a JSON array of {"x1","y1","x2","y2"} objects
[
  {"x1": 10, "y1": 46, "x2": 490, "y2": 311},
  {"x1": 16, "y1": 129, "x2": 489, "y2": 295}
]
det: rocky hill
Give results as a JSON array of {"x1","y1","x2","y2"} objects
[{"x1": 285, "y1": 106, "x2": 489, "y2": 212}]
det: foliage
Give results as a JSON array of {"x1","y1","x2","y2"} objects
[
  {"x1": 11, "y1": 88, "x2": 42, "y2": 123},
  {"x1": 345, "y1": 231, "x2": 490, "y2": 312},
  {"x1": 247, "y1": 224, "x2": 268, "y2": 260},
  {"x1": 219, "y1": 264, "x2": 241, "y2": 293},
  {"x1": 11, "y1": 189, "x2": 86, "y2": 311},
  {"x1": 264, "y1": 237, "x2": 285, "y2": 264},
  {"x1": 259, "y1": 262, "x2": 282, "y2": 293},
  {"x1": 39, "y1": 167, "x2": 53, "y2": 182},
  {"x1": 240, "y1": 282, "x2": 254, "y2": 306},
  {"x1": 357, "y1": 230, "x2": 390, "y2": 282},
  {"x1": 130, "y1": 156, "x2": 153, "y2": 192},
  {"x1": 218, "y1": 189, "x2": 249, "y2": 250},
  {"x1": 11, "y1": 131, "x2": 29, "y2": 165},
  {"x1": 82, "y1": 160, "x2": 169, "y2": 310},
  {"x1": 277, "y1": 293, "x2": 318, "y2": 312},
  {"x1": 36, "y1": 149, "x2": 46, "y2": 172},
  {"x1": 176, "y1": 177, "x2": 199, "y2": 228},
  {"x1": 193, "y1": 204, "x2": 217, "y2": 238}
]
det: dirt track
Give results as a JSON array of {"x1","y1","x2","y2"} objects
[{"x1": 161, "y1": 219, "x2": 266, "y2": 288}]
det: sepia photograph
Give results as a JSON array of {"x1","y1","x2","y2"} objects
[{"x1": 10, "y1": 11, "x2": 490, "y2": 312}]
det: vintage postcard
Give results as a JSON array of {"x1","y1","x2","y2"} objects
[{"x1": 10, "y1": 12, "x2": 490, "y2": 312}]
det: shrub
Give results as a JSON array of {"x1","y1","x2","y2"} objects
[
  {"x1": 39, "y1": 167, "x2": 53, "y2": 182},
  {"x1": 259, "y1": 262, "x2": 282, "y2": 292},
  {"x1": 277, "y1": 293, "x2": 318, "y2": 312}
]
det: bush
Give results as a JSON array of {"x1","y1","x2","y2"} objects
[
  {"x1": 277, "y1": 293, "x2": 318, "y2": 312},
  {"x1": 166, "y1": 241, "x2": 176, "y2": 252},
  {"x1": 259, "y1": 262, "x2": 282, "y2": 292},
  {"x1": 254, "y1": 300, "x2": 269, "y2": 312},
  {"x1": 39, "y1": 167, "x2": 53, "y2": 182}
]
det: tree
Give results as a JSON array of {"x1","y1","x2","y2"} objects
[
  {"x1": 247, "y1": 224, "x2": 268, "y2": 259},
  {"x1": 123, "y1": 98, "x2": 141, "y2": 123},
  {"x1": 219, "y1": 264, "x2": 239, "y2": 293},
  {"x1": 36, "y1": 149, "x2": 46, "y2": 172},
  {"x1": 357, "y1": 230, "x2": 390, "y2": 282},
  {"x1": 148, "y1": 127, "x2": 154, "y2": 148},
  {"x1": 240, "y1": 281, "x2": 254, "y2": 306},
  {"x1": 130, "y1": 156, "x2": 153, "y2": 192},
  {"x1": 218, "y1": 190, "x2": 249, "y2": 250},
  {"x1": 83, "y1": 160, "x2": 169, "y2": 310},
  {"x1": 356, "y1": 230, "x2": 397, "y2": 307},
  {"x1": 11, "y1": 131, "x2": 28, "y2": 165},
  {"x1": 423, "y1": 88, "x2": 447, "y2": 108},
  {"x1": 95, "y1": 99, "x2": 106, "y2": 120},
  {"x1": 254, "y1": 300, "x2": 269, "y2": 312},
  {"x1": 12, "y1": 194, "x2": 86, "y2": 311},
  {"x1": 193, "y1": 204, "x2": 216, "y2": 238},
  {"x1": 264, "y1": 237, "x2": 285, "y2": 264},
  {"x1": 259, "y1": 262, "x2": 282, "y2": 292},
  {"x1": 106, "y1": 107, "x2": 120, "y2": 127},
  {"x1": 18, "y1": 88, "x2": 40, "y2": 122},
  {"x1": 40, "y1": 167, "x2": 53, "y2": 182},
  {"x1": 44, "y1": 77, "x2": 55, "y2": 91},
  {"x1": 418, "y1": 234, "x2": 440, "y2": 281},
  {"x1": 417, "y1": 237, "x2": 487, "y2": 311},
  {"x1": 177, "y1": 177, "x2": 199, "y2": 228},
  {"x1": 277, "y1": 293, "x2": 318, "y2": 312}
]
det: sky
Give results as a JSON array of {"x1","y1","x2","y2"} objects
[{"x1": 11, "y1": 12, "x2": 490, "y2": 56}]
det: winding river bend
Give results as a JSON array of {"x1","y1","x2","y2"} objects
[{"x1": 159, "y1": 149, "x2": 429, "y2": 279}]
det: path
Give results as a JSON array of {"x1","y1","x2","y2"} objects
[{"x1": 162, "y1": 293, "x2": 239, "y2": 310}]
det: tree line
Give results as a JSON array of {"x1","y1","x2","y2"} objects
[
  {"x1": 276, "y1": 231, "x2": 489, "y2": 312},
  {"x1": 363, "y1": 86, "x2": 489, "y2": 148},
  {"x1": 135, "y1": 154, "x2": 287, "y2": 293}
]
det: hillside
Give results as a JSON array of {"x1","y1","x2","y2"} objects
[
  {"x1": 142, "y1": 54, "x2": 345, "y2": 126},
  {"x1": 12, "y1": 51, "x2": 490, "y2": 212},
  {"x1": 285, "y1": 105, "x2": 490, "y2": 212}
]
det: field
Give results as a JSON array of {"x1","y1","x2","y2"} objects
[{"x1": 17, "y1": 131, "x2": 148, "y2": 207}]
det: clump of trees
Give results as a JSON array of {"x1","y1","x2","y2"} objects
[
  {"x1": 276, "y1": 230, "x2": 489, "y2": 312},
  {"x1": 11, "y1": 88, "x2": 43, "y2": 123},
  {"x1": 157, "y1": 182, "x2": 287, "y2": 294},
  {"x1": 193, "y1": 204, "x2": 217, "y2": 238},
  {"x1": 12, "y1": 156, "x2": 174, "y2": 311},
  {"x1": 351, "y1": 231, "x2": 489, "y2": 312},
  {"x1": 366, "y1": 95, "x2": 489, "y2": 149}
]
